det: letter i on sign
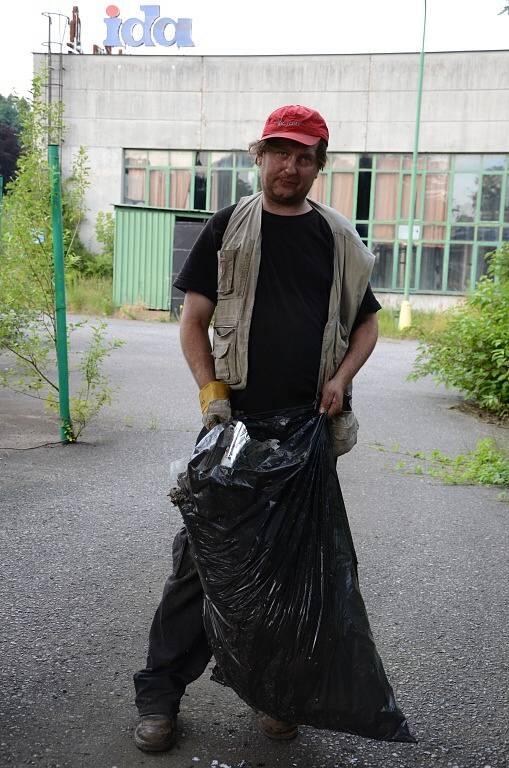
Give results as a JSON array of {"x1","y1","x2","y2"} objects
[{"x1": 103, "y1": 5, "x2": 122, "y2": 46}]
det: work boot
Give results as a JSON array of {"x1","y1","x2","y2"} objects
[
  {"x1": 257, "y1": 713, "x2": 298, "y2": 740},
  {"x1": 134, "y1": 714, "x2": 178, "y2": 752}
]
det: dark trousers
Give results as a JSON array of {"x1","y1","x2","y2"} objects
[{"x1": 133, "y1": 525, "x2": 211, "y2": 716}]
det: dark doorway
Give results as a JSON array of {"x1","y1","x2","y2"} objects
[{"x1": 170, "y1": 217, "x2": 209, "y2": 316}]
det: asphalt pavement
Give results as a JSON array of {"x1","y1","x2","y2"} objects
[{"x1": 0, "y1": 318, "x2": 508, "y2": 768}]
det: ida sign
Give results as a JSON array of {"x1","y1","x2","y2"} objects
[{"x1": 103, "y1": 5, "x2": 194, "y2": 48}]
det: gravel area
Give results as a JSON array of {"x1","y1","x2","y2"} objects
[{"x1": 0, "y1": 318, "x2": 507, "y2": 768}]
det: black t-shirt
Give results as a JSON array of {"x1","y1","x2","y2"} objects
[{"x1": 174, "y1": 205, "x2": 381, "y2": 413}]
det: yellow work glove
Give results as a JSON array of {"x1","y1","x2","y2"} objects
[{"x1": 199, "y1": 380, "x2": 231, "y2": 430}]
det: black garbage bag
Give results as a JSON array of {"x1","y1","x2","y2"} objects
[{"x1": 170, "y1": 405, "x2": 416, "y2": 743}]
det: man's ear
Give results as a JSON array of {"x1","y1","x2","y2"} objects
[{"x1": 256, "y1": 155, "x2": 262, "y2": 167}]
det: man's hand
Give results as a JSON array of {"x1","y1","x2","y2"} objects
[
  {"x1": 202, "y1": 398, "x2": 232, "y2": 430},
  {"x1": 199, "y1": 380, "x2": 232, "y2": 430},
  {"x1": 319, "y1": 312, "x2": 378, "y2": 418},
  {"x1": 319, "y1": 376, "x2": 345, "y2": 418}
]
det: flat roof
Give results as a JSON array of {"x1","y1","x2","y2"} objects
[{"x1": 32, "y1": 48, "x2": 509, "y2": 58}]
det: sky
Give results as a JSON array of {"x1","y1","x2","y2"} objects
[{"x1": 0, "y1": 0, "x2": 508, "y2": 97}]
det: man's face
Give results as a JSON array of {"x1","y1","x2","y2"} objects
[{"x1": 256, "y1": 138, "x2": 320, "y2": 208}]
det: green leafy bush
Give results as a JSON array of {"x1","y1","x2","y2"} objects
[{"x1": 409, "y1": 245, "x2": 509, "y2": 417}]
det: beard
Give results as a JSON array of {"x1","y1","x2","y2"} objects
[{"x1": 264, "y1": 177, "x2": 313, "y2": 207}]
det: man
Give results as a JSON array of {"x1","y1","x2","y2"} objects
[{"x1": 133, "y1": 105, "x2": 381, "y2": 752}]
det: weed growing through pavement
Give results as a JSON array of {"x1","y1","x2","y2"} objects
[
  {"x1": 148, "y1": 415, "x2": 159, "y2": 431},
  {"x1": 373, "y1": 438, "x2": 509, "y2": 495}
]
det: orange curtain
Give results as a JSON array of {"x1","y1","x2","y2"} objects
[
  {"x1": 127, "y1": 169, "x2": 145, "y2": 202},
  {"x1": 331, "y1": 173, "x2": 354, "y2": 217},
  {"x1": 423, "y1": 174, "x2": 448, "y2": 240},
  {"x1": 309, "y1": 174, "x2": 327, "y2": 204},
  {"x1": 149, "y1": 171, "x2": 166, "y2": 207},
  {"x1": 374, "y1": 174, "x2": 399, "y2": 221},
  {"x1": 170, "y1": 170, "x2": 191, "y2": 209}
]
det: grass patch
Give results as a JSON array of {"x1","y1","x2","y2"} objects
[
  {"x1": 378, "y1": 308, "x2": 449, "y2": 340},
  {"x1": 65, "y1": 277, "x2": 174, "y2": 322},
  {"x1": 66, "y1": 275, "x2": 115, "y2": 316},
  {"x1": 374, "y1": 438, "x2": 509, "y2": 495}
]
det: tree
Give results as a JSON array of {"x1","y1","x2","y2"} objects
[
  {"x1": 0, "y1": 93, "x2": 28, "y2": 135},
  {"x1": 0, "y1": 75, "x2": 122, "y2": 441},
  {"x1": 0, "y1": 123, "x2": 20, "y2": 188}
]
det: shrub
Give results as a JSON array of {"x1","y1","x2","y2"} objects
[{"x1": 409, "y1": 245, "x2": 509, "y2": 417}]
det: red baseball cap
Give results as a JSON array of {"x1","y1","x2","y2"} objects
[{"x1": 260, "y1": 104, "x2": 329, "y2": 146}]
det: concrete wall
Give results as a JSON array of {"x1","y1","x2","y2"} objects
[{"x1": 34, "y1": 50, "x2": 509, "y2": 249}]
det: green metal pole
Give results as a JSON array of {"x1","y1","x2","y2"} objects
[
  {"x1": 399, "y1": 0, "x2": 427, "y2": 330},
  {"x1": 0, "y1": 174, "x2": 3, "y2": 241},
  {"x1": 48, "y1": 144, "x2": 73, "y2": 442}
]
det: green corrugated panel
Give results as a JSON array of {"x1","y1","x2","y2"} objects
[{"x1": 113, "y1": 206, "x2": 173, "y2": 310}]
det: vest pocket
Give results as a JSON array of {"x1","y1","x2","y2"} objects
[
  {"x1": 329, "y1": 410, "x2": 359, "y2": 458},
  {"x1": 212, "y1": 326, "x2": 240, "y2": 385},
  {"x1": 218, "y1": 249, "x2": 239, "y2": 295}
]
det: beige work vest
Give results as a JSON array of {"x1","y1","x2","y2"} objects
[{"x1": 212, "y1": 192, "x2": 375, "y2": 457}]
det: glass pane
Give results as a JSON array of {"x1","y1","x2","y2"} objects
[
  {"x1": 331, "y1": 173, "x2": 354, "y2": 217},
  {"x1": 235, "y1": 170, "x2": 257, "y2": 201},
  {"x1": 451, "y1": 227, "x2": 474, "y2": 240},
  {"x1": 373, "y1": 223, "x2": 394, "y2": 239},
  {"x1": 505, "y1": 183, "x2": 509, "y2": 222},
  {"x1": 148, "y1": 150, "x2": 169, "y2": 166},
  {"x1": 309, "y1": 173, "x2": 327, "y2": 204},
  {"x1": 451, "y1": 225, "x2": 474, "y2": 240},
  {"x1": 124, "y1": 168, "x2": 145, "y2": 204},
  {"x1": 420, "y1": 245, "x2": 444, "y2": 290},
  {"x1": 211, "y1": 152, "x2": 234, "y2": 168},
  {"x1": 424, "y1": 174, "x2": 448, "y2": 222},
  {"x1": 193, "y1": 169, "x2": 207, "y2": 210},
  {"x1": 447, "y1": 244, "x2": 472, "y2": 291},
  {"x1": 331, "y1": 154, "x2": 356, "y2": 170},
  {"x1": 401, "y1": 174, "x2": 423, "y2": 219},
  {"x1": 452, "y1": 173, "x2": 478, "y2": 222},
  {"x1": 149, "y1": 170, "x2": 166, "y2": 207},
  {"x1": 235, "y1": 152, "x2": 253, "y2": 168},
  {"x1": 482, "y1": 155, "x2": 505, "y2": 171},
  {"x1": 477, "y1": 226, "x2": 499, "y2": 242},
  {"x1": 210, "y1": 170, "x2": 232, "y2": 209},
  {"x1": 371, "y1": 243, "x2": 393, "y2": 288},
  {"x1": 374, "y1": 174, "x2": 398, "y2": 220},
  {"x1": 395, "y1": 244, "x2": 416, "y2": 289},
  {"x1": 195, "y1": 151, "x2": 209, "y2": 168},
  {"x1": 124, "y1": 149, "x2": 147, "y2": 167},
  {"x1": 169, "y1": 151, "x2": 192, "y2": 168},
  {"x1": 480, "y1": 175, "x2": 501, "y2": 221},
  {"x1": 455, "y1": 155, "x2": 481, "y2": 172},
  {"x1": 376, "y1": 154, "x2": 400, "y2": 171},
  {"x1": 503, "y1": 227, "x2": 509, "y2": 239},
  {"x1": 427, "y1": 155, "x2": 450, "y2": 171},
  {"x1": 169, "y1": 170, "x2": 191, "y2": 208},
  {"x1": 403, "y1": 155, "x2": 426, "y2": 170},
  {"x1": 423, "y1": 225, "x2": 445, "y2": 240},
  {"x1": 359, "y1": 155, "x2": 372, "y2": 169},
  {"x1": 476, "y1": 246, "x2": 495, "y2": 283}
]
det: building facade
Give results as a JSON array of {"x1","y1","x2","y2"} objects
[{"x1": 34, "y1": 49, "x2": 509, "y2": 308}]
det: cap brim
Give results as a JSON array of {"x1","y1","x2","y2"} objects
[{"x1": 261, "y1": 131, "x2": 322, "y2": 146}]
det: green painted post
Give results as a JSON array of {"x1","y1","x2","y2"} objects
[
  {"x1": 0, "y1": 174, "x2": 3, "y2": 240},
  {"x1": 399, "y1": 0, "x2": 427, "y2": 329},
  {"x1": 48, "y1": 144, "x2": 73, "y2": 442}
]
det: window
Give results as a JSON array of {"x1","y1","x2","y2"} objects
[
  {"x1": 448, "y1": 244, "x2": 472, "y2": 292},
  {"x1": 121, "y1": 149, "x2": 508, "y2": 294}
]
